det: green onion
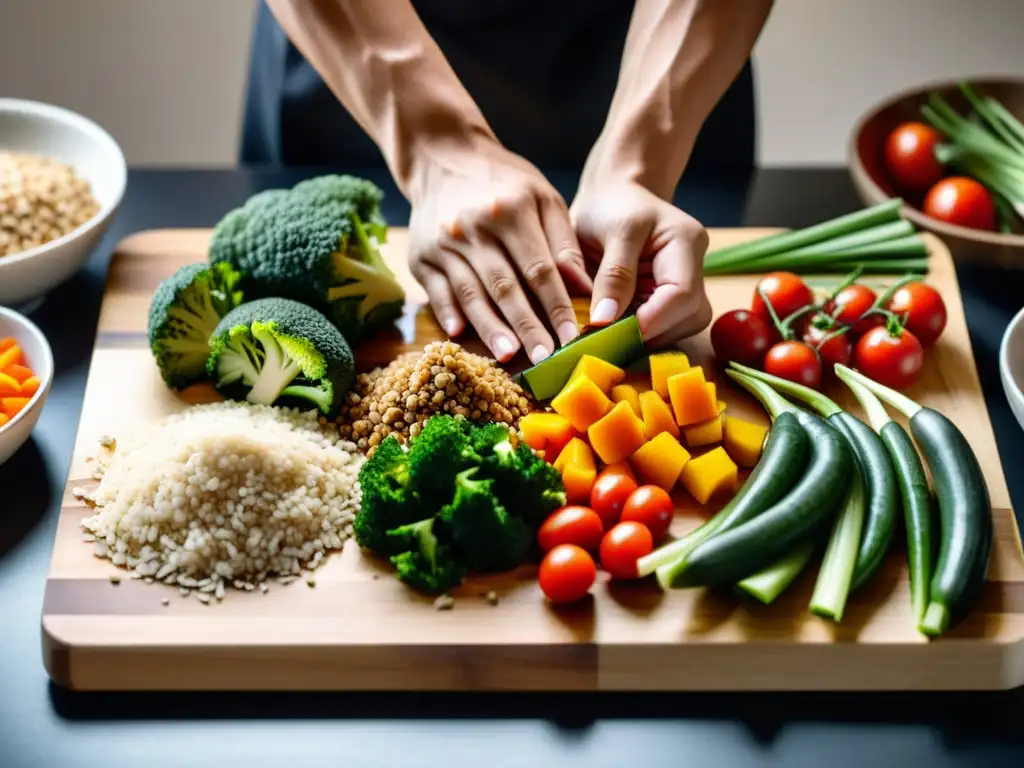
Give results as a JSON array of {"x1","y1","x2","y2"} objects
[
  {"x1": 735, "y1": 540, "x2": 817, "y2": 604},
  {"x1": 809, "y1": 468, "x2": 865, "y2": 621}
]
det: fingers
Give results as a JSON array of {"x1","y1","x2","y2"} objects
[
  {"x1": 589, "y1": 218, "x2": 652, "y2": 326},
  {"x1": 636, "y1": 219, "x2": 711, "y2": 343},
  {"x1": 539, "y1": 198, "x2": 593, "y2": 296},
  {"x1": 410, "y1": 259, "x2": 464, "y2": 338}
]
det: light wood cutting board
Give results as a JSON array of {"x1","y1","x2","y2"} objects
[{"x1": 41, "y1": 227, "x2": 1024, "y2": 692}]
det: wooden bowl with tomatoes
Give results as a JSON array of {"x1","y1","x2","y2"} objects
[{"x1": 849, "y1": 77, "x2": 1024, "y2": 268}]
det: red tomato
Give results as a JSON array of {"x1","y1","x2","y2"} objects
[
  {"x1": 803, "y1": 319, "x2": 852, "y2": 370},
  {"x1": 710, "y1": 309, "x2": 774, "y2": 367},
  {"x1": 599, "y1": 521, "x2": 655, "y2": 580},
  {"x1": 763, "y1": 341, "x2": 822, "y2": 389},
  {"x1": 884, "y1": 282, "x2": 947, "y2": 346},
  {"x1": 883, "y1": 122, "x2": 944, "y2": 192},
  {"x1": 590, "y1": 472, "x2": 638, "y2": 530},
  {"x1": 537, "y1": 506, "x2": 605, "y2": 554},
  {"x1": 825, "y1": 283, "x2": 882, "y2": 336},
  {"x1": 853, "y1": 324, "x2": 925, "y2": 390},
  {"x1": 923, "y1": 177, "x2": 996, "y2": 231},
  {"x1": 538, "y1": 544, "x2": 597, "y2": 603},
  {"x1": 750, "y1": 272, "x2": 814, "y2": 330},
  {"x1": 620, "y1": 485, "x2": 675, "y2": 541}
]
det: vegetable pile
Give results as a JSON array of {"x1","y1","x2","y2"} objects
[{"x1": 0, "y1": 336, "x2": 41, "y2": 429}]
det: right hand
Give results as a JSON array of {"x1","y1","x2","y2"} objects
[{"x1": 407, "y1": 138, "x2": 593, "y2": 364}]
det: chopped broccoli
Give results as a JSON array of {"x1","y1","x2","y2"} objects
[
  {"x1": 438, "y1": 468, "x2": 531, "y2": 573},
  {"x1": 147, "y1": 262, "x2": 243, "y2": 388},
  {"x1": 208, "y1": 174, "x2": 405, "y2": 343},
  {"x1": 465, "y1": 421, "x2": 514, "y2": 456},
  {"x1": 386, "y1": 518, "x2": 465, "y2": 595},
  {"x1": 354, "y1": 436, "x2": 426, "y2": 556},
  {"x1": 483, "y1": 439, "x2": 567, "y2": 527},
  {"x1": 207, "y1": 297, "x2": 354, "y2": 415},
  {"x1": 407, "y1": 415, "x2": 482, "y2": 501}
]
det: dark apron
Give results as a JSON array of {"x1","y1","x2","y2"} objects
[{"x1": 240, "y1": 0, "x2": 755, "y2": 176}]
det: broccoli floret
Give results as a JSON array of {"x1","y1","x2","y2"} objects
[
  {"x1": 206, "y1": 297, "x2": 354, "y2": 415},
  {"x1": 407, "y1": 416, "x2": 483, "y2": 501},
  {"x1": 438, "y1": 468, "x2": 531, "y2": 573},
  {"x1": 208, "y1": 175, "x2": 404, "y2": 343},
  {"x1": 386, "y1": 518, "x2": 465, "y2": 595},
  {"x1": 353, "y1": 436, "x2": 427, "y2": 556},
  {"x1": 147, "y1": 262, "x2": 244, "y2": 388},
  {"x1": 483, "y1": 439, "x2": 567, "y2": 527},
  {"x1": 466, "y1": 421, "x2": 514, "y2": 456}
]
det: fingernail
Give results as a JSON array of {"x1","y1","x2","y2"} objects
[
  {"x1": 493, "y1": 335, "x2": 518, "y2": 361},
  {"x1": 558, "y1": 321, "x2": 579, "y2": 345},
  {"x1": 442, "y1": 316, "x2": 459, "y2": 336},
  {"x1": 590, "y1": 298, "x2": 619, "y2": 325},
  {"x1": 530, "y1": 345, "x2": 550, "y2": 364}
]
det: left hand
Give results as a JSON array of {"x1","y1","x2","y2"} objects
[{"x1": 569, "y1": 181, "x2": 712, "y2": 348}]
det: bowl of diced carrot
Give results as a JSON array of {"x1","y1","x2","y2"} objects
[{"x1": 0, "y1": 306, "x2": 53, "y2": 466}]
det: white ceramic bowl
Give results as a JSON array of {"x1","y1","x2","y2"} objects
[
  {"x1": 0, "y1": 306, "x2": 53, "y2": 466},
  {"x1": 0, "y1": 98, "x2": 126, "y2": 307},
  {"x1": 1000, "y1": 306, "x2": 1024, "y2": 434}
]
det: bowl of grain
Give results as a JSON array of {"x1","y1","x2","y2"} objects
[{"x1": 0, "y1": 98, "x2": 126, "y2": 307}]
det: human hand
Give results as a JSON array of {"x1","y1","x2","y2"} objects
[
  {"x1": 570, "y1": 181, "x2": 712, "y2": 348},
  {"x1": 407, "y1": 139, "x2": 593, "y2": 364}
]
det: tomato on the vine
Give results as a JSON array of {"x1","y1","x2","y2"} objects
[
  {"x1": 620, "y1": 485, "x2": 674, "y2": 541},
  {"x1": 763, "y1": 340, "x2": 822, "y2": 389},
  {"x1": 750, "y1": 272, "x2": 814, "y2": 330},
  {"x1": 599, "y1": 521, "x2": 654, "y2": 580},
  {"x1": 825, "y1": 283, "x2": 882, "y2": 336},
  {"x1": 923, "y1": 177, "x2": 996, "y2": 231},
  {"x1": 853, "y1": 321, "x2": 925, "y2": 390},
  {"x1": 802, "y1": 315, "x2": 852, "y2": 370},
  {"x1": 884, "y1": 282, "x2": 947, "y2": 346},
  {"x1": 538, "y1": 544, "x2": 597, "y2": 603},
  {"x1": 710, "y1": 309, "x2": 773, "y2": 367},
  {"x1": 883, "y1": 122, "x2": 944, "y2": 192}
]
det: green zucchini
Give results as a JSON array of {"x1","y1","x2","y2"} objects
[
  {"x1": 835, "y1": 364, "x2": 993, "y2": 637},
  {"x1": 728, "y1": 362, "x2": 898, "y2": 590},
  {"x1": 657, "y1": 371, "x2": 853, "y2": 589},
  {"x1": 637, "y1": 410, "x2": 809, "y2": 578}
]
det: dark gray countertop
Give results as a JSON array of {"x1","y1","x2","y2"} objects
[{"x1": 2, "y1": 167, "x2": 1023, "y2": 768}]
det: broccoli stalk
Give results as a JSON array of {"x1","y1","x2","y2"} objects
[{"x1": 387, "y1": 517, "x2": 465, "y2": 595}]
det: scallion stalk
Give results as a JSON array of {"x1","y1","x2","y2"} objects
[
  {"x1": 735, "y1": 539, "x2": 817, "y2": 604},
  {"x1": 809, "y1": 468, "x2": 865, "y2": 621}
]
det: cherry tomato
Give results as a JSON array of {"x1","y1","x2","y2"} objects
[
  {"x1": 600, "y1": 521, "x2": 655, "y2": 580},
  {"x1": 923, "y1": 177, "x2": 996, "y2": 231},
  {"x1": 750, "y1": 272, "x2": 814, "y2": 330},
  {"x1": 710, "y1": 309, "x2": 773, "y2": 367},
  {"x1": 537, "y1": 506, "x2": 605, "y2": 554},
  {"x1": 883, "y1": 122, "x2": 944, "y2": 192},
  {"x1": 538, "y1": 544, "x2": 597, "y2": 603},
  {"x1": 620, "y1": 485, "x2": 675, "y2": 541},
  {"x1": 763, "y1": 340, "x2": 822, "y2": 389},
  {"x1": 590, "y1": 471, "x2": 638, "y2": 530},
  {"x1": 884, "y1": 282, "x2": 947, "y2": 346},
  {"x1": 802, "y1": 318, "x2": 852, "y2": 370},
  {"x1": 825, "y1": 283, "x2": 882, "y2": 336},
  {"x1": 853, "y1": 323, "x2": 925, "y2": 390}
]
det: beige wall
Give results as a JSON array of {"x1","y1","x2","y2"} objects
[{"x1": 1, "y1": 0, "x2": 1021, "y2": 168}]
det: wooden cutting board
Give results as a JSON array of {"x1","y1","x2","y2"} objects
[{"x1": 41, "y1": 228, "x2": 1024, "y2": 692}]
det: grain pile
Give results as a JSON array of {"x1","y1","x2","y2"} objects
[
  {"x1": 336, "y1": 340, "x2": 533, "y2": 454},
  {"x1": 0, "y1": 151, "x2": 100, "y2": 258},
  {"x1": 77, "y1": 401, "x2": 364, "y2": 602}
]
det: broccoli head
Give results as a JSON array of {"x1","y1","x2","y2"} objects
[
  {"x1": 207, "y1": 175, "x2": 404, "y2": 343},
  {"x1": 407, "y1": 416, "x2": 483, "y2": 501},
  {"x1": 387, "y1": 518, "x2": 465, "y2": 595},
  {"x1": 438, "y1": 468, "x2": 531, "y2": 573},
  {"x1": 354, "y1": 435, "x2": 427, "y2": 556},
  {"x1": 483, "y1": 438, "x2": 567, "y2": 528},
  {"x1": 207, "y1": 297, "x2": 354, "y2": 415},
  {"x1": 147, "y1": 262, "x2": 244, "y2": 388}
]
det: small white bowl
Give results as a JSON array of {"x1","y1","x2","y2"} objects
[
  {"x1": 0, "y1": 98, "x2": 126, "y2": 307},
  {"x1": 0, "y1": 306, "x2": 53, "y2": 466},
  {"x1": 1000, "y1": 305, "x2": 1024, "y2": 434}
]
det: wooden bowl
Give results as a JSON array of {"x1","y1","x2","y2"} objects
[{"x1": 848, "y1": 77, "x2": 1024, "y2": 268}]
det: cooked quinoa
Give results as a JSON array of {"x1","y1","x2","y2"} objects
[
  {"x1": 337, "y1": 340, "x2": 532, "y2": 454},
  {"x1": 79, "y1": 401, "x2": 364, "y2": 599}
]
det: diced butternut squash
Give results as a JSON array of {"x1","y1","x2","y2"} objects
[
  {"x1": 683, "y1": 414, "x2": 724, "y2": 447},
  {"x1": 519, "y1": 412, "x2": 577, "y2": 463},
  {"x1": 3, "y1": 363, "x2": 32, "y2": 383},
  {"x1": 630, "y1": 432, "x2": 691, "y2": 491},
  {"x1": 649, "y1": 351, "x2": 691, "y2": 399},
  {"x1": 667, "y1": 368, "x2": 718, "y2": 426},
  {"x1": 717, "y1": 400, "x2": 727, "y2": 413},
  {"x1": 588, "y1": 401, "x2": 647, "y2": 465},
  {"x1": 601, "y1": 460, "x2": 637, "y2": 483},
  {"x1": 551, "y1": 375, "x2": 613, "y2": 432},
  {"x1": 0, "y1": 372, "x2": 19, "y2": 398},
  {"x1": 723, "y1": 415, "x2": 769, "y2": 468},
  {"x1": 1, "y1": 397, "x2": 31, "y2": 419},
  {"x1": 610, "y1": 383, "x2": 641, "y2": 417},
  {"x1": 553, "y1": 437, "x2": 597, "y2": 504},
  {"x1": 568, "y1": 354, "x2": 626, "y2": 394},
  {"x1": 678, "y1": 447, "x2": 738, "y2": 505},
  {"x1": 20, "y1": 376, "x2": 40, "y2": 397},
  {"x1": 639, "y1": 390, "x2": 679, "y2": 440}
]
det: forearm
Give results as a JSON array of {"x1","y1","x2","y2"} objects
[
  {"x1": 581, "y1": 0, "x2": 773, "y2": 200},
  {"x1": 265, "y1": 0, "x2": 495, "y2": 197}
]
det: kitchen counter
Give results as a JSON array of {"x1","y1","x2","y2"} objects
[{"x1": 1, "y1": 167, "x2": 1023, "y2": 768}]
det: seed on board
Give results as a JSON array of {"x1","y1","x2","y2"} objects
[{"x1": 433, "y1": 594, "x2": 455, "y2": 611}]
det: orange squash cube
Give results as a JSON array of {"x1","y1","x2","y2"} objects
[
  {"x1": 677, "y1": 447, "x2": 738, "y2": 504},
  {"x1": 649, "y1": 351, "x2": 691, "y2": 399},
  {"x1": 667, "y1": 368, "x2": 718, "y2": 426},
  {"x1": 682, "y1": 414, "x2": 724, "y2": 447},
  {"x1": 551, "y1": 375, "x2": 613, "y2": 432},
  {"x1": 630, "y1": 432, "x2": 691, "y2": 491},
  {"x1": 600, "y1": 460, "x2": 637, "y2": 483},
  {"x1": 639, "y1": 389, "x2": 679, "y2": 440},
  {"x1": 587, "y1": 401, "x2": 648, "y2": 465},
  {"x1": 568, "y1": 354, "x2": 626, "y2": 394},
  {"x1": 723, "y1": 415, "x2": 769, "y2": 468},
  {"x1": 610, "y1": 383, "x2": 641, "y2": 417},
  {"x1": 553, "y1": 437, "x2": 597, "y2": 504},
  {"x1": 518, "y1": 412, "x2": 578, "y2": 463}
]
